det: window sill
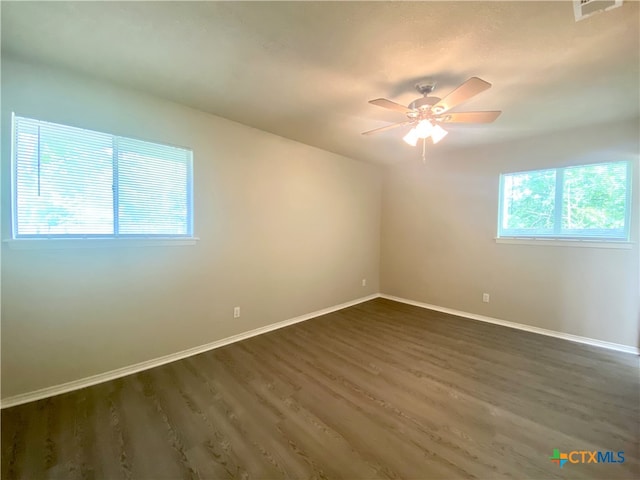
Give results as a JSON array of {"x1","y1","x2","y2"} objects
[
  {"x1": 495, "y1": 237, "x2": 632, "y2": 249},
  {"x1": 3, "y1": 237, "x2": 200, "y2": 250}
]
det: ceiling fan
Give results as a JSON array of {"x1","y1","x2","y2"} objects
[{"x1": 363, "y1": 77, "x2": 501, "y2": 160}]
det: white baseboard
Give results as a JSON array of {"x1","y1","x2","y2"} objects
[
  {"x1": 4, "y1": 292, "x2": 636, "y2": 408},
  {"x1": 380, "y1": 294, "x2": 640, "y2": 356},
  {"x1": 0, "y1": 294, "x2": 380, "y2": 409}
]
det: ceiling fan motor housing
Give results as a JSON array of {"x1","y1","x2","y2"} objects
[{"x1": 408, "y1": 96, "x2": 441, "y2": 112}]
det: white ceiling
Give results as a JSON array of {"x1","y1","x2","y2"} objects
[{"x1": 2, "y1": 1, "x2": 639, "y2": 165}]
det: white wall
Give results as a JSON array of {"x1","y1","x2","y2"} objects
[
  {"x1": 381, "y1": 119, "x2": 639, "y2": 348},
  {"x1": 0, "y1": 58, "x2": 382, "y2": 399}
]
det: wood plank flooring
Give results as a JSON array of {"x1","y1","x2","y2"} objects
[{"x1": 2, "y1": 298, "x2": 639, "y2": 479}]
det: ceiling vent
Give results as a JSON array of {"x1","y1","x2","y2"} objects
[{"x1": 573, "y1": 0, "x2": 623, "y2": 21}]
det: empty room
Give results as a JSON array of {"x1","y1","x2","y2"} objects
[{"x1": 1, "y1": 1, "x2": 638, "y2": 479}]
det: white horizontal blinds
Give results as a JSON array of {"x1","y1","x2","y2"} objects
[
  {"x1": 14, "y1": 117, "x2": 114, "y2": 236},
  {"x1": 562, "y1": 161, "x2": 629, "y2": 238},
  {"x1": 13, "y1": 115, "x2": 193, "y2": 239},
  {"x1": 116, "y1": 137, "x2": 191, "y2": 236}
]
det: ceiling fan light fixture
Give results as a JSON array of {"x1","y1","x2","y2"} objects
[
  {"x1": 431, "y1": 124, "x2": 448, "y2": 144},
  {"x1": 415, "y1": 120, "x2": 433, "y2": 138},
  {"x1": 403, "y1": 127, "x2": 420, "y2": 146}
]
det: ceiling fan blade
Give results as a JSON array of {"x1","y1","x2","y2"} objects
[
  {"x1": 361, "y1": 120, "x2": 413, "y2": 136},
  {"x1": 431, "y1": 77, "x2": 492, "y2": 114},
  {"x1": 368, "y1": 98, "x2": 412, "y2": 114},
  {"x1": 440, "y1": 111, "x2": 501, "y2": 123}
]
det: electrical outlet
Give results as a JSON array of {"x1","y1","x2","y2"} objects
[
  {"x1": 482, "y1": 293, "x2": 490, "y2": 303},
  {"x1": 362, "y1": 278, "x2": 367, "y2": 287},
  {"x1": 233, "y1": 306, "x2": 240, "y2": 318}
]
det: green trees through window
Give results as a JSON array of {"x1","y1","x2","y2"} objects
[
  {"x1": 562, "y1": 163, "x2": 628, "y2": 232},
  {"x1": 499, "y1": 161, "x2": 631, "y2": 240}
]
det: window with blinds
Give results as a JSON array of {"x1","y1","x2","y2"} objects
[
  {"x1": 498, "y1": 161, "x2": 631, "y2": 240},
  {"x1": 12, "y1": 115, "x2": 193, "y2": 239}
]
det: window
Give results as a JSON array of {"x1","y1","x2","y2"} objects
[
  {"x1": 11, "y1": 115, "x2": 193, "y2": 239},
  {"x1": 498, "y1": 161, "x2": 631, "y2": 241}
]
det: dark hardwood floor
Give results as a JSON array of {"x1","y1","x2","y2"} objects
[{"x1": 2, "y1": 298, "x2": 639, "y2": 479}]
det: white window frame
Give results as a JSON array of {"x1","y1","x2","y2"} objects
[
  {"x1": 497, "y1": 160, "x2": 632, "y2": 244},
  {"x1": 8, "y1": 113, "x2": 197, "y2": 248}
]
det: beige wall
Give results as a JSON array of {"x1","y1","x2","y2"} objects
[
  {"x1": 381, "y1": 119, "x2": 639, "y2": 348},
  {"x1": 0, "y1": 58, "x2": 382, "y2": 398}
]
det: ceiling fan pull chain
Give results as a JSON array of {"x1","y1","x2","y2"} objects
[{"x1": 422, "y1": 137, "x2": 427, "y2": 164}]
